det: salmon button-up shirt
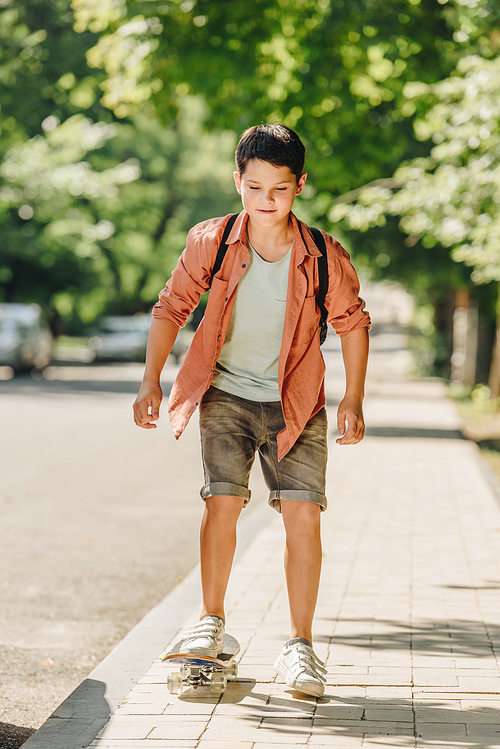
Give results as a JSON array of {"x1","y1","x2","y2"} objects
[{"x1": 153, "y1": 211, "x2": 370, "y2": 460}]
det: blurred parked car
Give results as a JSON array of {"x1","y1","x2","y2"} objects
[
  {"x1": 0, "y1": 303, "x2": 53, "y2": 371},
  {"x1": 88, "y1": 314, "x2": 188, "y2": 363}
]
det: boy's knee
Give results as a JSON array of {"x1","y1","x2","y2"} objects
[
  {"x1": 205, "y1": 495, "x2": 245, "y2": 518},
  {"x1": 281, "y1": 500, "x2": 321, "y2": 532}
]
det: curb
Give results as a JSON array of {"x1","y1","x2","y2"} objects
[{"x1": 23, "y1": 500, "x2": 271, "y2": 749}]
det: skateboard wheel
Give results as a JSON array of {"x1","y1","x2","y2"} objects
[
  {"x1": 210, "y1": 672, "x2": 227, "y2": 694},
  {"x1": 225, "y1": 661, "x2": 238, "y2": 679},
  {"x1": 167, "y1": 671, "x2": 183, "y2": 695}
]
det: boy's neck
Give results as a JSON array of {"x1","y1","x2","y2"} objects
[{"x1": 247, "y1": 213, "x2": 294, "y2": 262}]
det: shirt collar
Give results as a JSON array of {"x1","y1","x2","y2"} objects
[{"x1": 227, "y1": 210, "x2": 322, "y2": 259}]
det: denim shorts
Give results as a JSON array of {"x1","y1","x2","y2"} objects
[{"x1": 199, "y1": 386, "x2": 328, "y2": 513}]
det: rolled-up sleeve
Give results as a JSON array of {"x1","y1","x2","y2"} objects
[{"x1": 326, "y1": 241, "x2": 371, "y2": 338}]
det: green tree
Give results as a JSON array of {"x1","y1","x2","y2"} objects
[
  {"x1": 2, "y1": 0, "x2": 498, "y2": 337},
  {"x1": 0, "y1": 99, "x2": 237, "y2": 326},
  {"x1": 0, "y1": 1, "x2": 238, "y2": 328},
  {"x1": 71, "y1": 0, "x2": 497, "y2": 197},
  {"x1": 330, "y1": 52, "x2": 500, "y2": 383}
]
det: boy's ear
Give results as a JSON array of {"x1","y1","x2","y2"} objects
[
  {"x1": 234, "y1": 171, "x2": 242, "y2": 194},
  {"x1": 295, "y1": 172, "x2": 307, "y2": 196}
]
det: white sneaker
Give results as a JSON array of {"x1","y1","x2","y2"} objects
[
  {"x1": 273, "y1": 639, "x2": 327, "y2": 697},
  {"x1": 178, "y1": 615, "x2": 225, "y2": 657}
]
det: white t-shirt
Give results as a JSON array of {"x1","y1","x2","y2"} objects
[{"x1": 211, "y1": 240, "x2": 293, "y2": 401}]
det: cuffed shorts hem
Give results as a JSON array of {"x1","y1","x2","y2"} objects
[
  {"x1": 268, "y1": 490, "x2": 328, "y2": 514},
  {"x1": 200, "y1": 482, "x2": 251, "y2": 506}
]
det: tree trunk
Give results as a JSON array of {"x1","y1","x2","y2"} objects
[{"x1": 487, "y1": 283, "x2": 500, "y2": 397}]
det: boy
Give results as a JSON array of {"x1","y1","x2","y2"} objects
[{"x1": 133, "y1": 124, "x2": 370, "y2": 697}]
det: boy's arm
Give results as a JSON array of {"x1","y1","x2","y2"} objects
[
  {"x1": 336, "y1": 326, "x2": 369, "y2": 445},
  {"x1": 133, "y1": 318, "x2": 179, "y2": 429}
]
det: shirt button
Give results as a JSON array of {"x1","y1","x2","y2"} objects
[{"x1": 242, "y1": 263, "x2": 246, "y2": 268}]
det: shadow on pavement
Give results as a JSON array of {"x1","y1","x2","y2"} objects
[
  {"x1": 23, "y1": 678, "x2": 109, "y2": 749},
  {"x1": 318, "y1": 617, "x2": 500, "y2": 659},
  {"x1": 0, "y1": 373, "x2": 175, "y2": 398},
  {"x1": 0, "y1": 723, "x2": 35, "y2": 749},
  {"x1": 365, "y1": 425, "x2": 465, "y2": 440},
  {"x1": 242, "y1": 693, "x2": 500, "y2": 747},
  {"x1": 180, "y1": 678, "x2": 257, "y2": 704}
]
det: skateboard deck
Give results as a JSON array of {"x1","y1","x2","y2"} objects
[{"x1": 162, "y1": 634, "x2": 240, "y2": 694}]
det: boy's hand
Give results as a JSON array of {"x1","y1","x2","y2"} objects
[
  {"x1": 133, "y1": 382, "x2": 163, "y2": 429},
  {"x1": 336, "y1": 394, "x2": 365, "y2": 445}
]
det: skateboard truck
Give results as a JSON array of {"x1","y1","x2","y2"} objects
[
  {"x1": 163, "y1": 634, "x2": 240, "y2": 695},
  {"x1": 166, "y1": 661, "x2": 238, "y2": 694}
]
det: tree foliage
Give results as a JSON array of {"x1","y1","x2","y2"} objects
[
  {"x1": 331, "y1": 54, "x2": 500, "y2": 282},
  {"x1": 1, "y1": 0, "x2": 499, "y2": 334}
]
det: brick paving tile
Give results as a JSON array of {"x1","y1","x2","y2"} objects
[
  {"x1": 466, "y1": 723, "x2": 500, "y2": 737},
  {"x1": 324, "y1": 687, "x2": 367, "y2": 700},
  {"x1": 414, "y1": 692, "x2": 500, "y2": 702},
  {"x1": 460, "y1": 699, "x2": 500, "y2": 711},
  {"x1": 201, "y1": 717, "x2": 310, "y2": 744},
  {"x1": 414, "y1": 706, "x2": 483, "y2": 723},
  {"x1": 314, "y1": 705, "x2": 365, "y2": 720},
  {"x1": 362, "y1": 741, "x2": 415, "y2": 748},
  {"x1": 412, "y1": 670, "x2": 460, "y2": 687},
  {"x1": 411, "y1": 657, "x2": 458, "y2": 668},
  {"x1": 98, "y1": 716, "x2": 208, "y2": 742},
  {"x1": 458, "y1": 677, "x2": 500, "y2": 691},
  {"x1": 90, "y1": 743, "x2": 198, "y2": 749},
  {"x1": 364, "y1": 687, "x2": 413, "y2": 700},
  {"x1": 330, "y1": 675, "x2": 413, "y2": 687},
  {"x1": 161, "y1": 701, "x2": 219, "y2": 716},
  {"x1": 307, "y1": 738, "x2": 366, "y2": 747},
  {"x1": 414, "y1": 745, "x2": 476, "y2": 749},
  {"x1": 313, "y1": 718, "x2": 414, "y2": 733},
  {"x1": 113, "y1": 703, "x2": 168, "y2": 716},
  {"x1": 415, "y1": 722, "x2": 468, "y2": 738},
  {"x1": 124, "y1": 683, "x2": 171, "y2": 696},
  {"x1": 145, "y1": 722, "x2": 209, "y2": 741},
  {"x1": 363, "y1": 708, "x2": 414, "y2": 722},
  {"x1": 196, "y1": 742, "x2": 255, "y2": 748}
]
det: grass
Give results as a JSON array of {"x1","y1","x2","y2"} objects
[{"x1": 452, "y1": 384, "x2": 500, "y2": 485}]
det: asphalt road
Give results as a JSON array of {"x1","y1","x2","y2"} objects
[{"x1": 0, "y1": 358, "x2": 268, "y2": 747}]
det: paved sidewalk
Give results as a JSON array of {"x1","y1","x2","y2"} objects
[{"x1": 25, "y1": 328, "x2": 500, "y2": 749}]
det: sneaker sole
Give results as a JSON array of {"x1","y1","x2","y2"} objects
[
  {"x1": 181, "y1": 647, "x2": 222, "y2": 658},
  {"x1": 273, "y1": 659, "x2": 325, "y2": 698}
]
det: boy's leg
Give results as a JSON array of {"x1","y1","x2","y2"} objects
[
  {"x1": 280, "y1": 500, "x2": 322, "y2": 643},
  {"x1": 199, "y1": 495, "x2": 245, "y2": 621},
  {"x1": 260, "y1": 405, "x2": 328, "y2": 696}
]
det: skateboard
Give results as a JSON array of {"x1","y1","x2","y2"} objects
[{"x1": 162, "y1": 634, "x2": 240, "y2": 694}]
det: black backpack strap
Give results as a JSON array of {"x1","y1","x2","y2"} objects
[
  {"x1": 211, "y1": 213, "x2": 239, "y2": 280},
  {"x1": 308, "y1": 226, "x2": 329, "y2": 327}
]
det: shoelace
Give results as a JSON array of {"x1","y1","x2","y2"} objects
[
  {"x1": 292, "y1": 645, "x2": 327, "y2": 682},
  {"x1": 181, "y1": 619, "x2": 222, "y2": 646}
]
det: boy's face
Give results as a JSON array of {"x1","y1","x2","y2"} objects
[{"x1": 234, "y1": 159, "x2": 306, "y2": 230}]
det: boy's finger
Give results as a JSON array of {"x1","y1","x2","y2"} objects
[
  {"x1": 134, "y1": 399, "x2": 159, "y2": 428},
  {"x1": 337, "y1": 411, "x2": 347, "y2": 436},
  {"x1": 335, "y1": 416, "x2": 349, "y2": 444},
  {"x1": 336, "y1": 416, "x2": 363, "y2": 444},
  {"x1": 340, "y1": 420, "x2": 365, "y2": 445}
]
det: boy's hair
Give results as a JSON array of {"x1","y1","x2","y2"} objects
[{"x1": 235, "y1": 124, "x2": 306, "y2": 182}]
